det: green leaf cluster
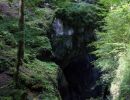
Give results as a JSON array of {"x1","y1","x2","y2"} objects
[
  {"x1": 56, "y1": 2, "x2": 101, "y2": 29},
  {"x1": 94, "y1": 3, "x2": 130, "y2": 99}
]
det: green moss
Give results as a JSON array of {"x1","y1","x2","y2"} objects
[
  {"x1": 0, "y1": 96, "x2": 13, "y2": 100},
  {"x1": 12, "y1": 90, "x2": 26, "y2": 100},
  {"x1": 25, "y1": 59, "x2": 58, "y2": 97},
  {"x1": 0, "y1": 5, "x2": 58, "y2": 99},
  {"x1": 56, "y1": 2, "x2": 101, "y2": 29}
]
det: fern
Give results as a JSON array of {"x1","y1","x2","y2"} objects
[{"x1": 94, "y1": 2, "x2": 130, "y2": 99}]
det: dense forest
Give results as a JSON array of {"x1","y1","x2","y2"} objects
[{"x1": 0, "y1": 0, "x2": 130, "y2": 100}]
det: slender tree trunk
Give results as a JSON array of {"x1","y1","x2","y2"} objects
[{"x1": 15, "y1": 0, "x2": 25, "y2": 87}]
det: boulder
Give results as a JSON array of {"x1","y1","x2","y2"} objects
[{"x1": 0, "y1": 2, "x2": 18, "y2": 17}]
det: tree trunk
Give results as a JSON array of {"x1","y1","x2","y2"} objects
[{"x1": 15, "y1": 0, "x2": 24, "y2": 87}]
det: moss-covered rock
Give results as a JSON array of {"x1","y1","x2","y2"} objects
[
  {"x1": 56, "y1": 2, "x2": 101, "y2": 29},
  {"x1": 0, "y1": 1, "x2": 59, "y2": 99}
]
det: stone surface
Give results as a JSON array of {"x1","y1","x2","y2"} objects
[
  {"x1": 0, "y1": 73, "x2": 12, "y2": 88},
  {"x1": 0, "y1": 2, "x2": 18, "y2": 17}
]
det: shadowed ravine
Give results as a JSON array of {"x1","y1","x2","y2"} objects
[
  {"x1": 51, "y1": 17, "x2": 104, "y2": 99},
  {"x1": 0, "y1": 0, "x2": 113, "y2": 99}
]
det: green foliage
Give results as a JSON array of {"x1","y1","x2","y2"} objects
[
  {"x1": 25, "y1": 0, "x2": 43, "y2": 8},
  {"x1": 100, "y1": 0, "x2": 130, "y2": 6},
  {"x1": 0, "y1": 31, "x2": 16, "y2": 47},
  {"x1": 94, "y1": 2, "x2": 130, "y2": 99},
  {"x1": 0, "y1": 18, "x2": 18, "y2": 46},
  {"x1": 56, "y1": 2, "x2": 101, "y2": 29},
  {"x1": 118, "y1": 49, "x2": 130, "y2": 98},
  {"x1": 24, "y1": 8, "x2": 54, "y2": 50},
  {"x1": 24, "y1": 59, "x2": 58, "y2": 99},
  {"x1": 0, "y1": 96, "x2": 12, "y2": 100},
  {"x1": 53, "y1": 0, "x2": 71, "y2": 7},
  {"x1": 0, "y1": 2, "x2": 57, "y2": 99}
]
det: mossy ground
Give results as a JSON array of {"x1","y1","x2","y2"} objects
[{"x1": 0, "y1": 4, "x2": 58, "y2": 99}]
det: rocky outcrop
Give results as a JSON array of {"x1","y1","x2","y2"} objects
[
  {"x1": 0, "y1": 2, "x2": 18, "y2": 17},
  {"x1": 50, "y1": 2, "x2": 104, "y2": 100}
]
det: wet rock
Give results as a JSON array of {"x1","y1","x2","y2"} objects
[
  {"x1": 0, "y1": 3, "x2": 10, "y2": 13},
  {"x1": 0, "y1": 73, "x2": 12, "y2": 88}
]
